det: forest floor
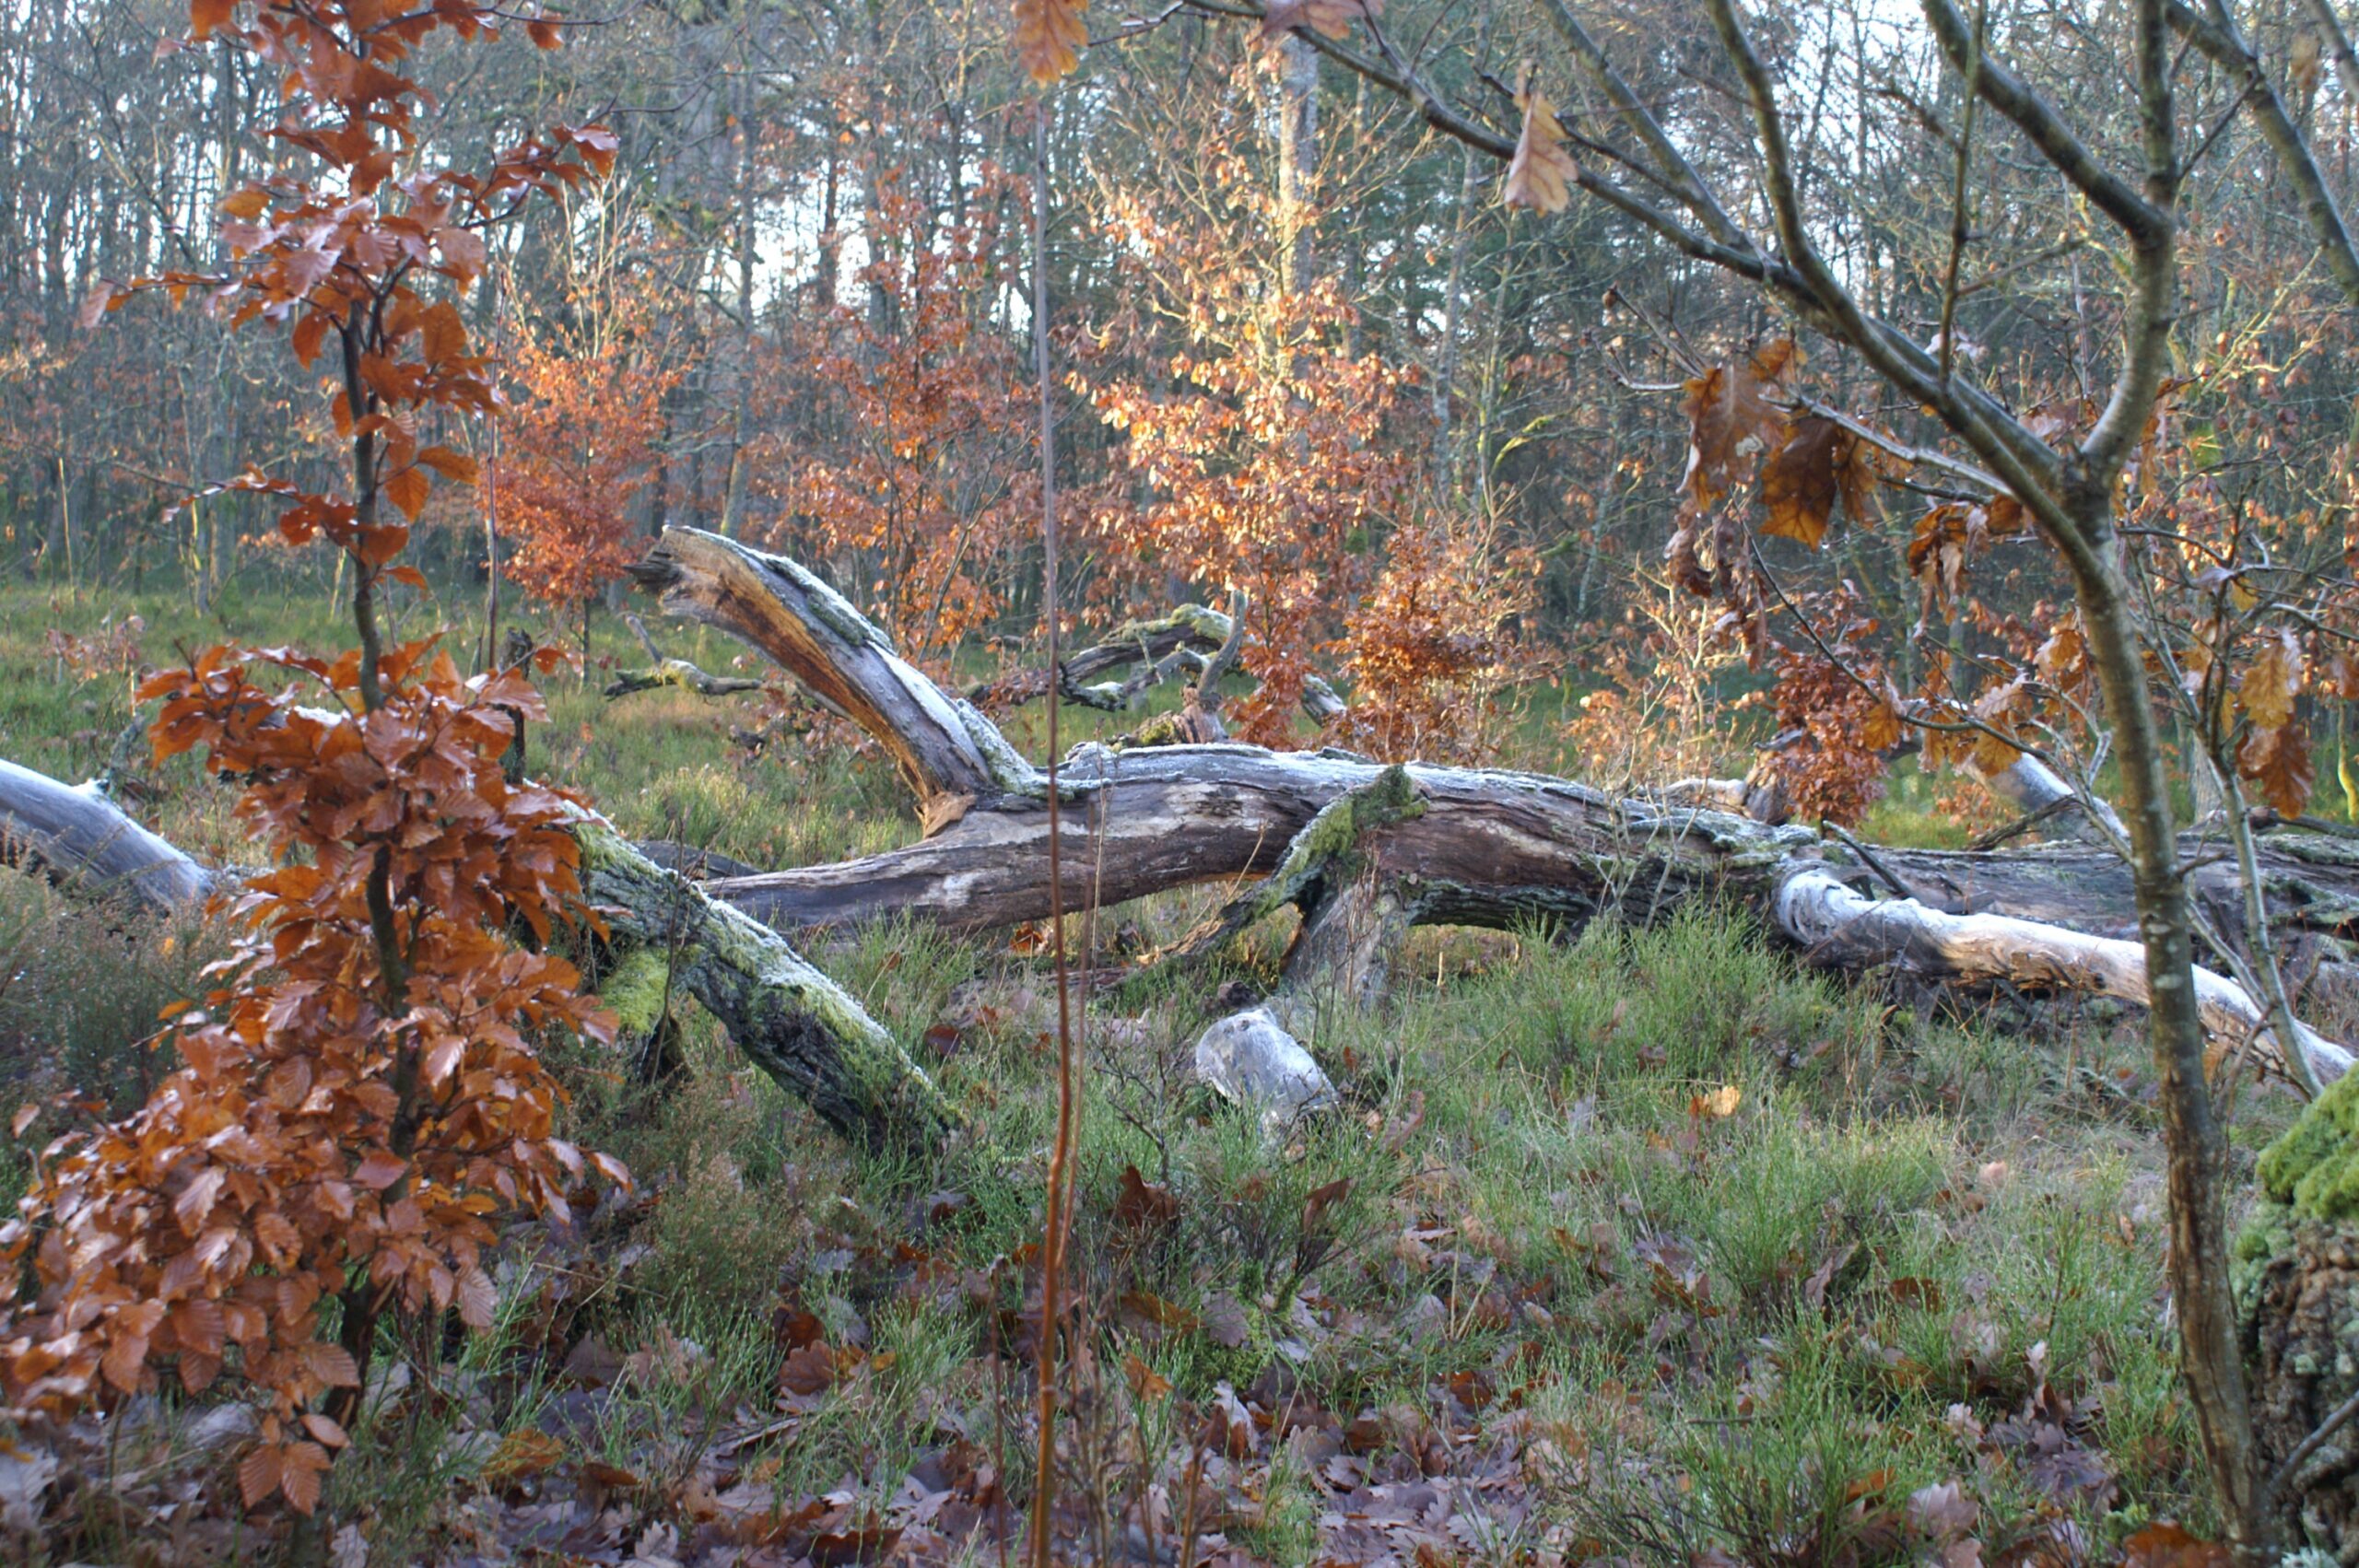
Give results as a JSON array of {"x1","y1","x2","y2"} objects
[{"x1": 0, "y1": 577, "x2": 2301, "y2": 1566}]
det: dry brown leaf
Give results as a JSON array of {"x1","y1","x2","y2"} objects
[
  {"x1": 480, "y1": 1426, "x2": 565, "y2": 1490},
  {"x1": 1860, "y1": 690, "x2": 1907, "y2": 752},
  {"x1": 779, "y1": 1340, "x2": 846, "y2": 1397},
  {"x1": 1014, "y1": 0, "x2": 1087, "y2": 85},
  {"x1": 1122, "y1": 1352, "x2": 1174, "y2": 1400},
  {"x1": 1680, "y1": 347, "x2": 1790, "y2": 510},
  {"x1": 1113, "y1": 1164, "x2": 1181, "y2": 1229},
  {"x1": 1689, "y1": 1083, "x2": 1742, "y2": 1119},
  {"x1": 2293, "y1": 30, "x2": 2327, "y2": 97},
  {"x1": 1300, "y1": 1176, "x2": 1352, "y2": 1232},
  {"x1": 2239, "y1": 721, "x2": 2316, "y2": 818},
  {"x1": 2120, "y1": 1522, "x2": 2233, "y2": 1568},
  {"x1": 2238, "y1": 626, "x2": 2303, "y2": 731},
  {"x1": 1501, "y1": 71, "x2": 1577, "y2": 215},
  {"x1": 1759, "y1": 416, "x2": 1840, "y2": 548}
]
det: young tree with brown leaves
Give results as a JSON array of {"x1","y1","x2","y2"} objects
[{"x1": 1, "y1": 0, "x2": 626, "y2": 1521}]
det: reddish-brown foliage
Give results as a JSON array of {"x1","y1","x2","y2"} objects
[
  {"x1": 3, "y1": 1, "x2": 622, "y2": 1518},
  {"x1": 1332, "y1": 518, "x2": 1538, "y2": 762},
  {"x1": 1080, "y1": 171, "x2": 1414, "y2": 744},
  {"x1": 495, "y1": 310, "x2": 677, "y2": 616},
  {"x1": 762, "y1": 171, "x2": 1034, "y2": 660}
]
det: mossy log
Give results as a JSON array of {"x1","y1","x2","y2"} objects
[
  {"x1": 569, "y1": 817, "x2": 956, "y2": 1144},
  {"x1": 0, "y1": 757, "x2": 953, "y2": 1149}
]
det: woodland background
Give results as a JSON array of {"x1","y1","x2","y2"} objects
[
  {"x1": 5, "y1": 1, "x2": 2359, "y2": 1565},
  {"x1": 4, "y1": 0, "x2": 2217, "y2": 801}
]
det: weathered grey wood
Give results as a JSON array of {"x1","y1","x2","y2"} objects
[
  {"x1": 0, "y1": 757, "x2": 216, "y2": 912},
  {"x1": 633, "y1": 532, "x2": 2358, "y2": 1083},
  {"x1": 973, "y1": 597, "x2": 1348, "y2": 721},
  {"x1": 628, "y1": 528, "x2": 1040, "y2": 828},
  {"x1": 1777, "y1": 866, "x2": 2351, "y2": 1084}
]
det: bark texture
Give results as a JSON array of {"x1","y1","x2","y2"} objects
[{"x1": 0, "y1": 756, "x2": 217, "y2": 912}]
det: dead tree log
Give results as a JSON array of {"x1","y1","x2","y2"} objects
[
  {"x1": 0, "y1": 757, "x2": 953, "y2": 1148},
  {"x1": 603, "y1": 613, "x2": 769, "y2": 702},
  {"x1": 630, "y1": 527, "x2": 2358, "y2": 1088},
  {"x1": 0, "y1": 757, "x2": 217, "y2": 912},
  {"x1": 569, "y1": 816, "x2": 956, "y2": 1144}
]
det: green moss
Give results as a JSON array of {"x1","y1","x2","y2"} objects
[
  {"x1": 2259, "y1": 1068, "x2": 2359, "y2": 1221},
  {"x1": 1246, "y1": 765, "x2": 1424, "y2": 919},
  {"x1": 601, "y1": 948, "x2": 674, "y2": 1038}
]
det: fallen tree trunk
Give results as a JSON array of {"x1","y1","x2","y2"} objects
[
  {"x1": 0, "y1": 757, "x2": 218, "y2": 913},
  {"x1": 631, "y1": 527, "x2": 2359, "y2": 1089},
  {"x1": 21, "y1": 530, "x2": 2354, "y2": 1146},
  {"x1": 568, "y1": 816, "x2": 956, "y2": 1144},
  {"x1": 0, "y1": 756, "x2": 953, "y2": 1148}
]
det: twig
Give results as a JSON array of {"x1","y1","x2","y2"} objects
[
  {"x1": 2273, "y1": 1382, "x2": 2359, "y2": 1494},
  {"x1": 1966, "y1": 793, "x2": 2075, "y2": 850},
  {"x1": 1822, "y1": 817, "x2": 1914, "y2": 901},
  {"x1": 1028, "y1": 97, "x2": 1080, "y2": 1568}
]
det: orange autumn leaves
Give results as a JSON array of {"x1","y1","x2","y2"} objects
[
  {"x1": 1015, "y1": 0, "x2": 1391, "y2": 87},
  {"x1": 497, "y1": 321, "x2": 677, "y2": 615},
  {"x1": 3, "y1": 0, "x2": 628, "y2": 1520},
  {"x1": 2229, "y1": 626, "x2": 2317, "y2": 818},
  {"x1": 3, "y1": 647, "x2": 620, "y2": 1514}
]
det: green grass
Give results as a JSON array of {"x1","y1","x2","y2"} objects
[{"x1": 0, "y1": 559, "x2": 2254, "y2": 1562}]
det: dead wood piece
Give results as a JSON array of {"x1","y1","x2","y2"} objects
[
  {"x1": 971, "y1": 592, "x2": 1348, "y2": 724},
  {"x1": 629, "y1": 528, "x2": 1039, "y2": 823},
  {"x1": 604, "y1": 660, "x2": 767, "y2": 700},
  {"x1": 1175, "y1": 767, "x2": 1425, "y2": 1119},
  {"x1": 623, "y1": 529, "x2": 2358, "y2": 1086},
  {"x1": 0, "y1": 756, "x2": 216, "y2": 912},
  {"x1": 1777, "y1": 865, "x2": 2353, "y2": 1084},
  {"x1": 634, "y1": 840, "x2": 768, "y2": 881},
  {"x1": 0, "y1": 753, "x2": 953, "y2": 1149},
  {"x1": 1192, "y1": 1006, "x2": 1338, "y2": 1129},
  {"x1": 571, "y1": 816, "x2": 958, "y2": 1145},
  {"x1": 604, "y1": 612, "x2": 768, "y2": 700}
]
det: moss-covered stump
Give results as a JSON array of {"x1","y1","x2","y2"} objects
[{"x1": 2240, "y1": 1071, "x2": 2359, "y2": 1550}]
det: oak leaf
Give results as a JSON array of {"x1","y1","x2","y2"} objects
[
  {"x1": 1014, "y1": 0, "x2": 1087, "y2": 85},
  {"x1": 1759, "y1": 416, "x2": 1840, "y2": 548},
  {"x1": 480, "y1": 1427, "x2": 564, "y2": 1490},
  {"x1": 2239, "y1": 721, "x2": 2316, "y2": 818},
  {"x1": 1681, "y1": 345, "x2": 1793, "y2": 510},
  {"x1": 2120, "y1": 1523, "x2": 2232, "y2": 1568},
  {"x1": 2238, "y1": 627, "x2": 2303, "y2": 731},
  {"x1": 1113, "y1": 1164, "x2": 1181, "y2": 1229}
]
